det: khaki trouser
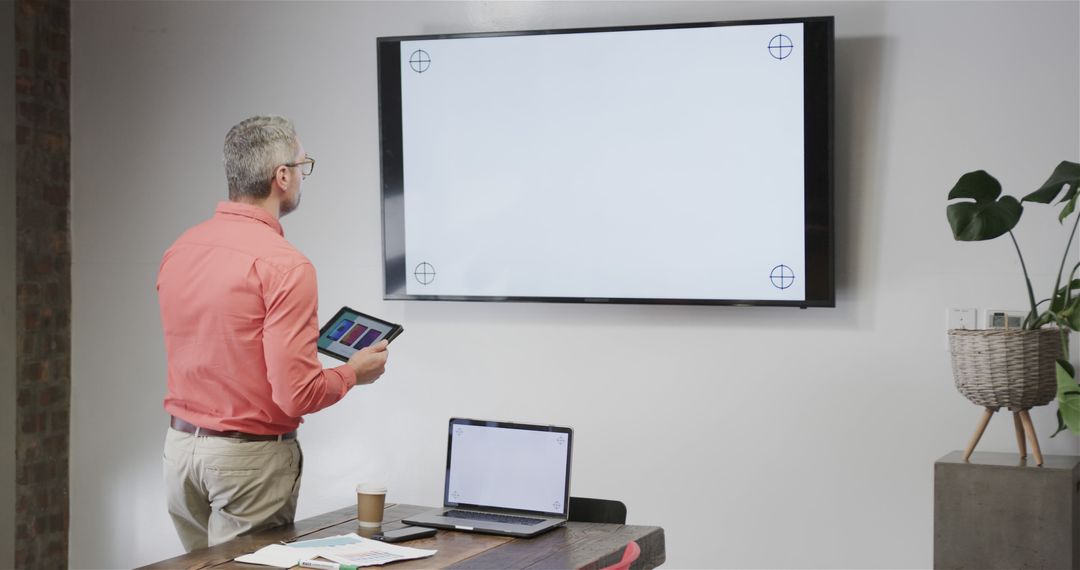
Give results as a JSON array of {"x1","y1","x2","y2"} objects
[{"x1": 163, "y1": 427, "x2": 303, "y2": 551}]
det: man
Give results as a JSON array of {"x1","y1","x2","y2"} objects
[{"x1": 157, "y1": 115, "x2": 389, "y2": 551}]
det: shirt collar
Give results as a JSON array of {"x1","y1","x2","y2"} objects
[{"x1": 215, "y1": 201, "x2": 284, "y2": 237}]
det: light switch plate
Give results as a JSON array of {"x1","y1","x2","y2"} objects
[{"x1": 948, "y1": 308, "x2": 977, "y2": 330}]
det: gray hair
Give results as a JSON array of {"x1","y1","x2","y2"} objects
[{"x1": 223, "y1": 115, "x2": 299, "y2": 200}]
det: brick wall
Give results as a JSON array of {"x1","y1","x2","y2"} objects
[{"x1": 14, "y1": 0, "x2": 71, "y2": 567}]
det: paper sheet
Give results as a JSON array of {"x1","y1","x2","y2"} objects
[
  {"x1": 235, "y1": 533, "x2": 437, "y2": 568},
  {"x1": 234, "y1": 544, "x2": 306, "y2": 567}
]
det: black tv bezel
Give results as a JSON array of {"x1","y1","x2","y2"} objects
[{"x1": 377, "y1": 16, "x2": 834, "y2": 308}]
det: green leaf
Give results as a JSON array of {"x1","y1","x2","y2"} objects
[
  {"x1": 1057, "y1": 358, "x2": 1075, "y2": 381},
  {"x1": 1023, "y1": 160, "x2": 1080, "y2": 204},
  {"x1": 1058, "y1": 279, "x2": 1080, "y2": 295},
  {"x1": 946, "y1": 172, "x2": 1023, "y2": 241},
  {"x1": 1068, "y1": 297, "x2": 1080, "y2": 330},
  {"x1": 1030, "y1": 311, "x2": 1054, "y2": 329},
  {"x1": 1059, "y1": 393, "x2": 1080, "y2": 435},
  {"x1": 1052, "y1": 409, "x2": 1067, "y2": 438},
  {"x1": 1061, "y1": 193, "x2": 1079, "y2": 223},
  {"x1": 949, "y1": 170, "x2": 1003, "y2": 201},
  {"x1": 1055, "y1": 360, "x2": 1080, "y2": 434}
]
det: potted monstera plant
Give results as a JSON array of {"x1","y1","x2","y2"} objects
[{"x1": 946, "y1": 160, "x2": 1080, "y2": 464}]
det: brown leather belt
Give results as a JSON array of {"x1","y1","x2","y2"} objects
[{"x1": 170, "y1": 416, "x2": 296, "y2": 442}]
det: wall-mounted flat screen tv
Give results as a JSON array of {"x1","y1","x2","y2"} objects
[{"x1": 378, "y1": 16, "x2": 834, "y2": 307}]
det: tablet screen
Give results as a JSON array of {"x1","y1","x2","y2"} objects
[{"x1": 317, "y1": 307, "x2": 401, "y2": 361}]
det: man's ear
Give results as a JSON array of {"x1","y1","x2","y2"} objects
[{"x1": 272, "y1": 164, "x2": 290, "y2": 193}]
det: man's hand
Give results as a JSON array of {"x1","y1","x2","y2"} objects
[{"x1": 347, "y1": 340, "x2": 389, "y2": 386}]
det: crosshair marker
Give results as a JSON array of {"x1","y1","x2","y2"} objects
[
  {"x1": 768, "y1": 34, "x2": 794, "y2": 60},
  {"x1": 409, "y1": 50, "x2": 431, "y2": 73},
  {"x1": 414, "y1": 262, "x2": 436, "y2": 285},
  {"x1": 770, "y1": 264, "x2": 795, "y2": 290}
]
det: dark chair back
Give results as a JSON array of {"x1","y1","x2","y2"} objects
[{"x1": 568, "y1": 496, "x2": 627, "y2": 524}]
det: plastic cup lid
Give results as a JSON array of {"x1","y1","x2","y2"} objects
[{"x1": 356, "y1": 483, "x2": 387, "y2": 494}]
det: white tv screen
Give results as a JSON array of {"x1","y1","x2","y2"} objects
[{"x1": 378, "y1": 16, "x2": 833, "y2": 306}]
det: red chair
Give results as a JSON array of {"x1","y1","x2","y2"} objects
[{"x1": 600, "y1": 540, "x2": 641, "y2": 570}]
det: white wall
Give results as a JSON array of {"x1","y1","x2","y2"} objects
[
  {"x1": 1, "y1": 0, "x2": 16, "y2": 566},
  {"x1": 70, "y1": 2, "x2": 1080, "y2": 568}
]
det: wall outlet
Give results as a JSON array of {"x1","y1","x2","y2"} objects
[
  {"x1": 986, "y1": 309, "x2": 1025, "y2": 329},
  {"x1": 948, "y1": 307, "x2": 977, "y2": 330}
]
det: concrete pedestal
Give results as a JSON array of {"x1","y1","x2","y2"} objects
[{"x1": 935, "y1": 450, "x2": 1080, "y2": 569}]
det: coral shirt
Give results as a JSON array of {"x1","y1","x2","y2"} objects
[{"x1": 157, "y1": 201, "x2": 355, "y2": 434}]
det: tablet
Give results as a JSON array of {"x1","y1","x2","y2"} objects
[{"x1": 317, "y1": 306, "x2": 403, "y2": 362}]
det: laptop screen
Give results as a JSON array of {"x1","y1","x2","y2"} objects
[{"x1": 444, "y1": 418, "x2": 573, "y2": 516}]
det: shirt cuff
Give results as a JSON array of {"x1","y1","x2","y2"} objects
[{"x1": 334, "y1": 363, "x2": 357, "y2": 394}]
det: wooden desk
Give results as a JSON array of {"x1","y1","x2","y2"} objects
[{"x1": 140, "y1": 503, "x2": 666, "y2": 569}]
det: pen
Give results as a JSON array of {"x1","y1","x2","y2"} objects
[
  {"x1": 298, "y1": 560, "x2": 359, "y2": 570},
  {"x1": 298, "y1": 560, "x2": 337, "y2": 570}
]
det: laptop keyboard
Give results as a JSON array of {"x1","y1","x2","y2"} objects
[{"x1": 444, "y1": 509, "x2": 546, "y2": 526}]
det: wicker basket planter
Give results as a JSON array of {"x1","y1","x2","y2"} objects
[
  {"x1": 948, "y1": 327, "x2": 1068, "y2": 466},
  {"x1": 948, "y1": 328, "x2": 1064, "y2": 408}
]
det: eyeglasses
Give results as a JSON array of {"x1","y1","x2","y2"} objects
[{"x1": 284, "y1": 156, "x2": 316, "y2": 179}]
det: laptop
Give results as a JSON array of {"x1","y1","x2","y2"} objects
[{"x1": 403, "y1": 417, "x2": 573, "y2": 538}]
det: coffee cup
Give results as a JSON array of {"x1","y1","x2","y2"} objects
[{"x1": 356, "y1": 483, "x2": 388, "y2": 527}]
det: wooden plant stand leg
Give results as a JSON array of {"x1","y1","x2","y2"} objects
[
  {"x1": 1011, "y1": 409, "x2": 1027, "y2": 459},
  {"x1": 1018, "y1": 409, "x2": 1043, "y2": 466},
  {"x1": 964, "y1": 407, "x2": 997, "y2": 462}
]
